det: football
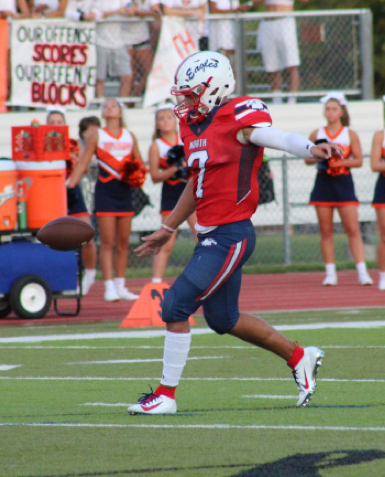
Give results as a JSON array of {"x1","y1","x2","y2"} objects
[{"x1": 37, "y1": 216, "x2": 95, "y2": 251}]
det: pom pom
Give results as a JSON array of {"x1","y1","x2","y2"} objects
[
  {"x1": 327, "y1": 157, "x2": 349, "y2": 176},
  {"x1": 121, "y1": 156, "x2": 147, "y2": 188}
]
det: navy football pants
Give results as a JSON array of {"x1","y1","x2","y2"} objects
[{"x1": 162, "y1": 219, "x2": 256, "y2": 334}]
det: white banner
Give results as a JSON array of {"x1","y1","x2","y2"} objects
[
  {"x1": 143, "y1": 16, "x2": 198, "y2": 108},
  {"x1": 11, "y1": 20, "x2": 96, "y2": 109}
]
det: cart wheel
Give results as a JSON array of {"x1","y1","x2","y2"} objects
[
  {"x1": 10, "y1": 275, "x2": 52, "y2": 319},
  {"x1": 0, "y1": 298, "x2": 12, "y2": 318}
]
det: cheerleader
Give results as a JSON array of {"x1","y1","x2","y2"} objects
[
  {"x1": 68, "y1": 99, "x2": 145, "y2": 302},
  {"x1": 370, "y1": 128, "x2": 385, "y2": 290},
  {"x1": 148, "y1": 105, "x2": 197, "y2": 283},
  {"x1": 305, "y1": 93, "x2": 373, "y2": 286},
  {"x1": 46, "y1": 109, "x2": 98, "y2": 296}
]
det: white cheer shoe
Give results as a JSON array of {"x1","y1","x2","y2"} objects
[
  {"x1": 293, "y1": 347, "x2": 325, "y2": 407},
  {"x1": 358, "y1": 273, "x2": 373, "y2": 286},
  {"x1": 104, "y1": 288, "x2": 120, "y2": 302},
  {"x1": 322, "y1": 275, "x2": 337, "y2": 286},
  {"x1": 116, "y1": 287, "x2": 139, "y2": 300},
  {"x1": 81, "y1": 274, "x2": 95, "y2": 296}
]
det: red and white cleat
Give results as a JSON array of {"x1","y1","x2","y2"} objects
[
  {"x1": 293, "y1": 347, "x2": 324, "y2": 407},
  {"x1": 128, "y1": 387, "x2": 177, "y2": 415}
]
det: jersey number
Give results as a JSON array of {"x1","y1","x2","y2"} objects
[{"x1": 187, "y1": 150, "x2": 209, "y2": 199}]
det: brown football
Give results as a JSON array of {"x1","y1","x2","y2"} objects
[{"x1": 37, "y1": 216, "x2": 95, "y2": 251}]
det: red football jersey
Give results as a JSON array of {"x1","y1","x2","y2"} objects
[{"x1": 179, "y1": 96, "x2": 272, "y2": 226}]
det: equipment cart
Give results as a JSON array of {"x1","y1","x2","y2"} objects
[{"x1": 0, "y1": 230, "x2": 82, "y2": 319}]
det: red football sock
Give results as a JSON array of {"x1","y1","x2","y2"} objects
[
  {"x1": 287, "y1": 345, "x2": 305, "y2": 370},
  {"x1": 155, "y1": 385, "x2": 175, "y2": 399}
]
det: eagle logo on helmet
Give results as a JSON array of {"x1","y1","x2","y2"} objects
[{"x1": 185, "y1": 59, "x2": 219, "y2": 82}]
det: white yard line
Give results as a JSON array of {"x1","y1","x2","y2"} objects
[
  {"x1": 242, "y1": 395, "x2": 298, "y2": 399},
  {"x1": 1, "y1": 321, "x2": 385, "y2": 344},
  {"x1": 1, "y1": 345, "x2": 385, "y2": 350},
  {"x1": 1, "y1": 376, "x2": 385, "y2": 382},
  {"x1": 0, "y1": 365, "x2": 20, "y2": 371},
  {"x1": 67, "y1": 356, "x2": 226, "y2": 365},
  {"x1": 1, "y1": 422, "x2": 384, "y2": 431},
  {"x1": 81, "y1": 402, "x2": 130, "y2": 407}
]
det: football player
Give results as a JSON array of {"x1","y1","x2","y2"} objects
[{"x1": 128, "y1": 51, "x2": 341, "y2": 414}]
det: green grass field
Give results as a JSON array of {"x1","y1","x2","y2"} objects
[{"x1": 1, "y1": 308, "x2": 385, "y2": 476}]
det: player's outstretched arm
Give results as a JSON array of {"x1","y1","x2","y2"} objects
[
  {"x1": 134, "y1": 180, "x2": 196, "y2": 258},
  {"x1": 242, "y1": 126, "x2": 343, "y2": 161}
]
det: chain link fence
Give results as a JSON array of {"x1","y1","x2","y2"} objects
[
  {"x1": 238, "y1": 10, "x2": 373, "y2": 101},
  {"x1": 103, "y1": 9, "x2": 373, "y2": 102},
  {"x1": 79, "y1": 153, "x2": 381, "y2": 271}
]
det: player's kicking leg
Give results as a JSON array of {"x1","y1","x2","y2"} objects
[{"x1": 228, "y1": 313, "x2": 325, "y2": 407}]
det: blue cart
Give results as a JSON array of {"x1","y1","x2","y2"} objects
[{"x1": 0, "y1": 231, "x2": 81, "y2": 319}]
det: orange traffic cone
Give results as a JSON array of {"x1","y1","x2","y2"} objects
[{"x1": 120, "y1": 282, "x2": 197, "y2": 328}]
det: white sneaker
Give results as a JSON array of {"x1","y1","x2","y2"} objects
[
  {"x1": 322, "y1": 275, "x2": 337, "y2": 286},
  {"x1": 128, "y1": 388, "x2": 177, "y2": 415},
  {"x1": 104, "y1": 288, "x2": 120, "y2": 302},
  {"x1": 293, "y1": 347, "x2": 325, "y2": 407},
  {"x1": 82, "y1": 274, "x2": 95, "y2": 296},
  {"x1": 116, "y1": 287, "x2": 139, "y2": 300},
  {"x1": 379, "y1": 279, "x2": 385, "y2": 291},
  {"x1": 358, "y1": 273, "x2": 373, "y2": 286}
]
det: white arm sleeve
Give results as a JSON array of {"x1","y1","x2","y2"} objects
[{"x1": 249, "y1": 126, "x2": 315, "y2": 158}]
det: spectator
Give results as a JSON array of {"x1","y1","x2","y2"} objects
[
  {"x1": 209, "y1": 0, "x2": 253, "y2": 64},
  {"x1": 94, "y1": 0, "x2": 135, "y2": 99},
  {"x1": 0, "y1": 0, "x2": 29, "y2": 19},
  {"x1": 46, "y1": 108, "x2": 98, "y2": 296},
  {"x1": 65, "y1": 0, "x2": 101, "y2": 21},
  {"x1": 370, "y1": 128, "x2": 385, "y2": 291},
  {"x1": 162, "y1": 0, "x2": 206, "y2": 46},
  {"x1": 305, "y1": 92, "x2": 373, "y2": 287},
  {"x1": 78, "y1": 116, "x2": 102, "y2": 154},
  {"x1": 149, "y1": 1, "x2": 162, "y2": 50},
  {"x1": 256, "y1": 0, "x2": 308, "y2": 104},
  {"x1": 68, "y1": 98, "x2": 142, "y2": 302},
  {"x1": 121, "y1": 0, "x2": 154, "y2": 97},
  {"x1": 30, "y1": 0, "x2": 68, "y2": 17},
  {"x1": 148, "y1": 105, "x2": 197, "y2": 283}
]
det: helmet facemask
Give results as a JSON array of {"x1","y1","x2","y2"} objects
[{"x1": 171, "y1": 81, "x2": 211, "y2": 123}]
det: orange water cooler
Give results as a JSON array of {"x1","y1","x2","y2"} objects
[
  {"x1": 15, "y1": 161, "x2": 67, "y2": 229},
  {"x1": 0, "y1": 159, "x2": 17, "y2": 230},
  {"x1": 12, "y1": 123, "x2": 70, "y2": 229}
]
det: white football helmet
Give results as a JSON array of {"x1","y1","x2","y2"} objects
[{"x1": 171, "y1": 51, "x2": 236, "y2": 123}]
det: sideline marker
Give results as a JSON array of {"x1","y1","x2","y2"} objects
[{"x1": 120, "y1": 283, "x2": 197, "y2": 328}]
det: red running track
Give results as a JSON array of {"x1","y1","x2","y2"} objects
[{"x1": 1, "y1": 270, "x2": 383, "y2": 326}]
